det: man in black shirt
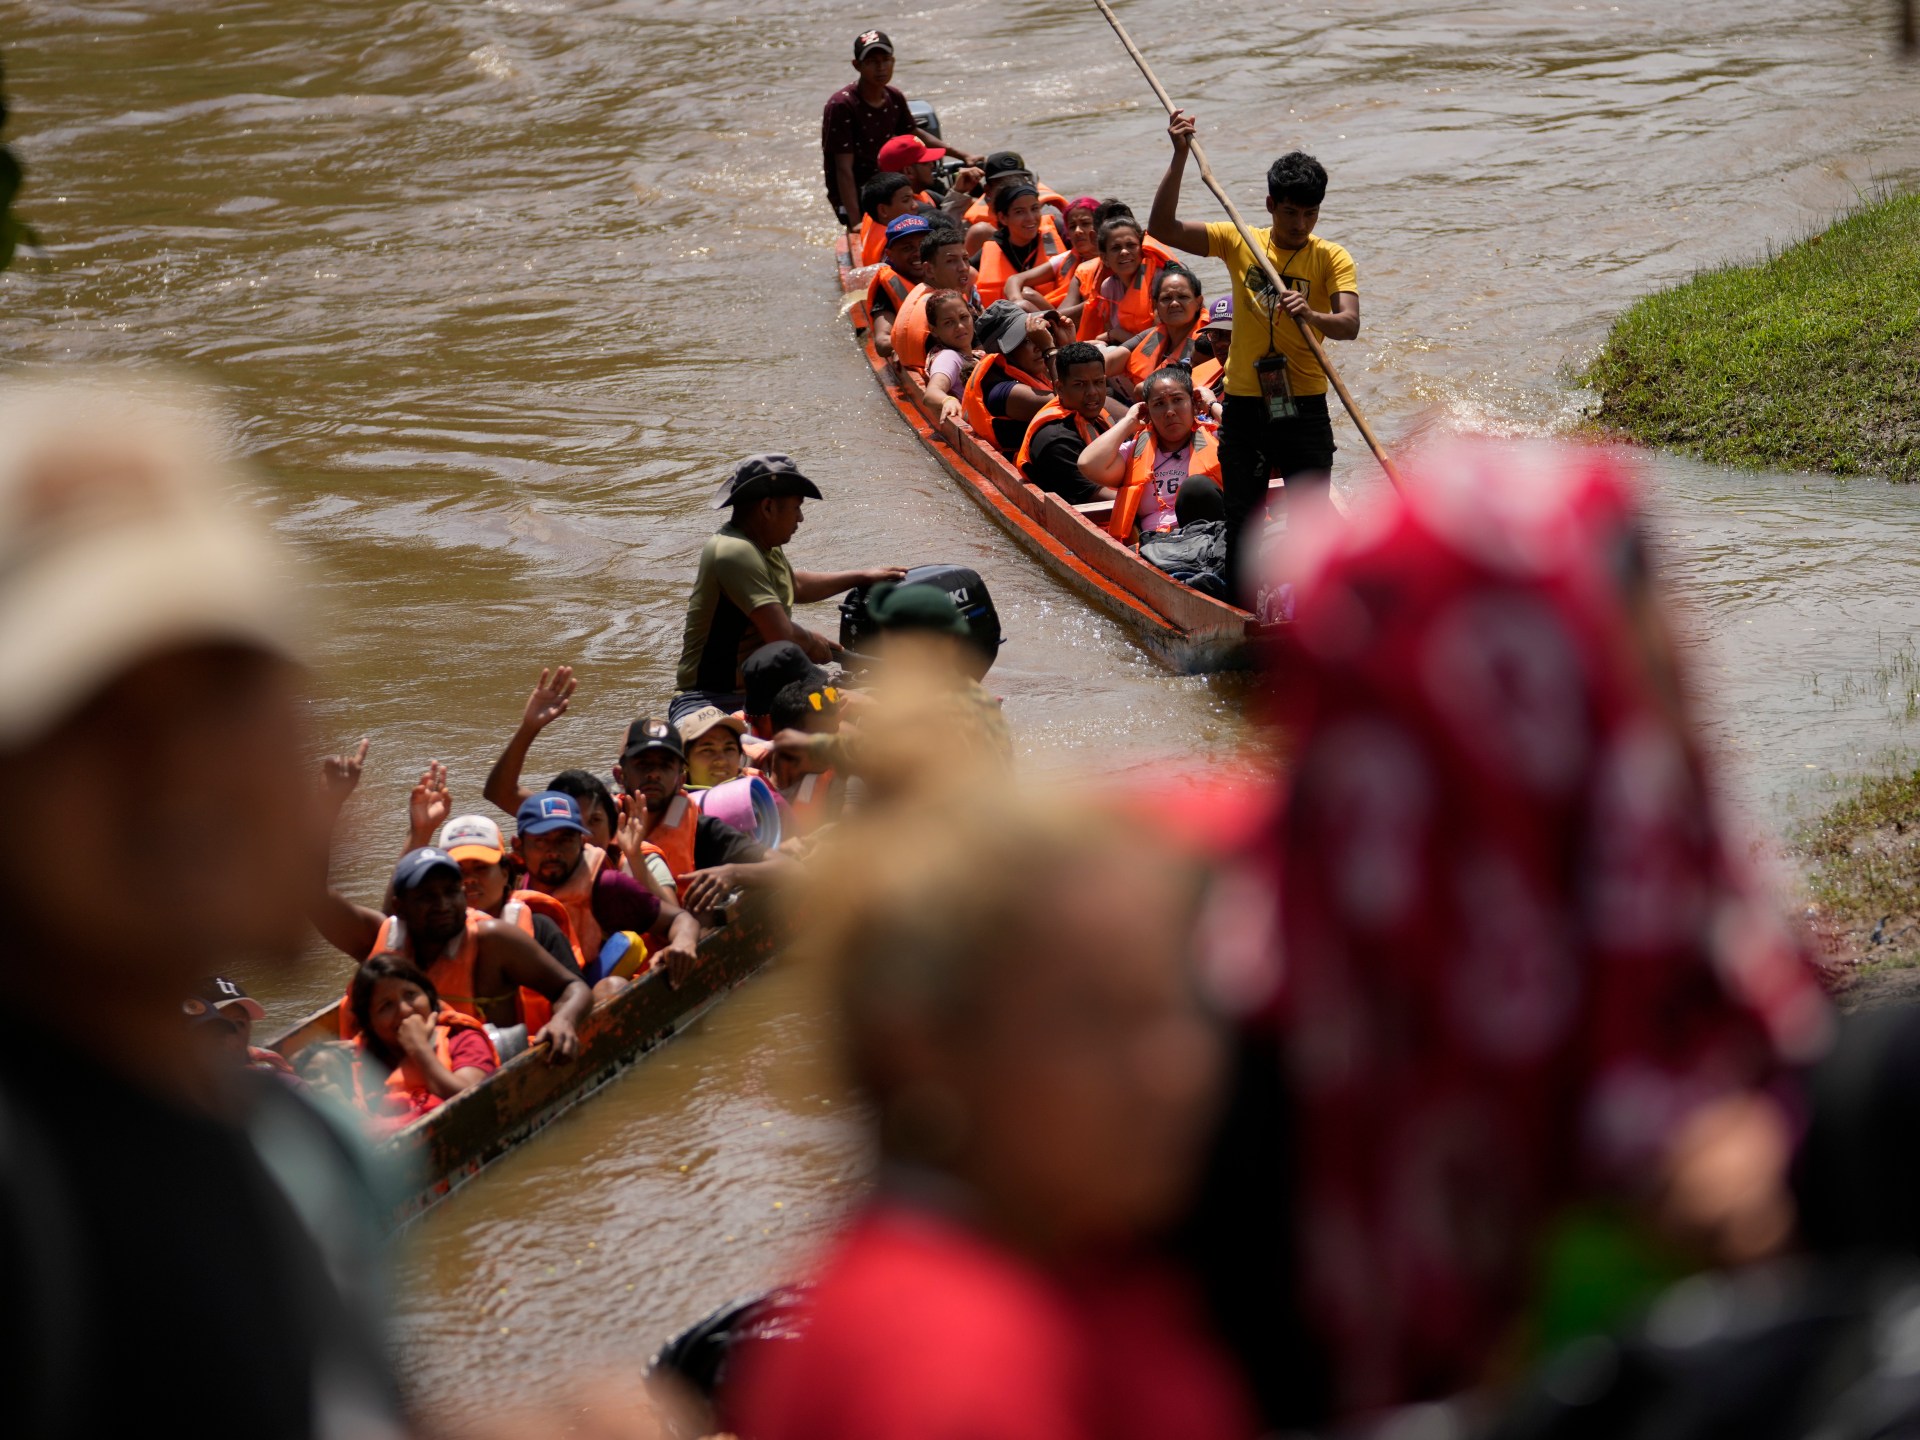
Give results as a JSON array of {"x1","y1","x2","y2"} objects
[
  {"x1": 0, "y1": 380, "x2": 403, "y2": 1439},
  {"x1": 1019, "y1": 341, "x2": 1117, "y2": 505},
  {"x1": 821, "y1": 29, "x2": 979, "y2": 228}
]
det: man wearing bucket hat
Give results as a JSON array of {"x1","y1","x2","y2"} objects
[
  {"x1": 671, "y1": 453, "x2": 902, "y2": 726},
  {"x1": 0, "y1": 377, "x2": 405, "y2": 1435}
]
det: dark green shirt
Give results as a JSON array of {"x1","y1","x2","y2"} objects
[{"x1": 675, "y1": 524, "x2": 796, "y2": 693}]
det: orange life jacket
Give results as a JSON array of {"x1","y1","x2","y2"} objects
[
  {"x1": 867, "y1": 264, "x2": 915, "y2": 318},
  {"x1": 1193, "y1": 357, "x2": 1224, "y2": 393},
  {"x1": 525, "y1": 843, "x2": 609, "y2": 969},
  {"x1": 960, "y1": 353, "x2": 1053, "y2": 455},
  {"x1": 858, "y1": 213, "x2": 889, "y2": 267},
  {"x1": 350, "y1": 1010, "x2": 496, "y2": 1122},
  {"x1": 1126, "y1": 321, "x2": 1201, "y2": 386},
  {"x1": 1111, "y1": 425, "x2": 1223, "y2": 540},
  {"x1": 783, "y1": 769, "x2": 840, "y2": 837},
  {"x1": 1072, "y1": 256, "x2": 1110, "y2": 341},
  {"x1": 1103, "y1": 252, "x2": 1169, "y2": 339},
  {"x1": 974, "y1": 216, "x2": 1067, "y2": 307},
  {"x1": 964, "y1": 187, "x2": 1068, "y2": 226},
  {"x1": 503, "y1": 890, "x2": 578, "y2": 1033},
  {"x1": 1030, "y1": 249, "x2": 1079, "y2": 309},
  {"x1": 890, "y1": 285, "x2": 935, "y2": 371},
  {"x1": 1014, "y1": 399, "x2": 1112, "y2": 477},
  {"x1": 640, "y1": 790, "x2": 702, "y2": 893},
  {"x1": 342, "y1": 907, "x2": 497, "y2": 1040}
]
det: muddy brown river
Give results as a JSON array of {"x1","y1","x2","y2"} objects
[{"x1": 4, "y1": 0, "x2": 1919, "y2": 1419}]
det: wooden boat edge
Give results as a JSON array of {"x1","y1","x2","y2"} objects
[{"x1": 831, "y1": 237, "x2": 1261, "y2": 675}]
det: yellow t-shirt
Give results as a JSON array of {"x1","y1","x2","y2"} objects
[{"x1": 1204, "y1": 222, "x2": 1357, "y2": 399}]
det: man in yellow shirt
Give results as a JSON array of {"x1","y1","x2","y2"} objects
[{"x1": 1147, "y1": 110, "x2": 1359, "y2": 600}]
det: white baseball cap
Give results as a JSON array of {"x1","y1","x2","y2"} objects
[
  {"x1": 438, "y1": 814, "x2": 505, "y2": 863},
  {"x1": 0, "y1": 376, "x2": 303, "y2": 748}
]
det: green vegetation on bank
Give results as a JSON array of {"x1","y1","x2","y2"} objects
[
  {"x1": 1796, "y1": 763, "x2": 1920, "y2": 998},
  {"x1": 1585, "y1": 191, "x2": 1920, "y2": 481}
]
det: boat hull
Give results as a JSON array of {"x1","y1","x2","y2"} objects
[
  {"x1": 270, "y1": 897, "x2": 783, "y2": 1226},
  {"x1": 833, "y1": 237, "x2": 1274, "y2": 674}
]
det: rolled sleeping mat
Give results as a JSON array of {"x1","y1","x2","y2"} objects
[{"x1": 700, "y1": 774, "x2": 783, "y2": 850}]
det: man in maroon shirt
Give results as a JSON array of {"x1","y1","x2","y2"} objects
[{"x1": 821, "y1": 29, "x2": 979, "y2": 229}]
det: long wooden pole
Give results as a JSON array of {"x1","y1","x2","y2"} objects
[{"x1": 1090, "y1": 0, "x2": 1403, "y2": 491}]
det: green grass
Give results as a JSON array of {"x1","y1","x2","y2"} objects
[
  {"x1": 1796, "y1": 764, "x2": 1920, "y2": 973},
  {"x1": 1584, "y1": 191, "x2": 1920, "y2": 480}
]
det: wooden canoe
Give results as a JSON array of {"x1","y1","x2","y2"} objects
[
  {"x1": 833, "y1": 236, "x2": 1281, "y2": 674},
  {"x1": 268, "y1": 896, "x2": 783, "y2": 1227}
]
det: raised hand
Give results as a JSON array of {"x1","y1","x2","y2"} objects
[
  {"x1": 1168, "y1": 109, "x2": 1197, "y2": 155},
  {"x1": 613, "y1": 790, "x2": 651, "y2": 864},
  {"x1": 521, "y1": 665, "x2": 577, "y2": 734},
  {"x1": 320, "y1": 737, "x2": 371, "y2": 806},
  {"x1": 408, "y1": 760, "x2": 451, "y2": 846}
]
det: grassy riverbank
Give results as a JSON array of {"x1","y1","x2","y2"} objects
[
  {"x1": 1585, "y1": 191, "x2": 1920, "y2": 481},
  {"x1": 1797, "y1": 762, "x2": 1920, "y2": 1009}
]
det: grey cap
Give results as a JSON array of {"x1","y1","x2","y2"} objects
[
  {"x1": 711, "y1": 453, "x2": 826, "y2": 510},
  {"x1": 973, "y1": 300, "x2": 1032, "y2": 357}
]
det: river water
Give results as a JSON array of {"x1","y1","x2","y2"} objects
[{"x1": 5, "y1": 0, "x2": 1919, "y2": 1420}]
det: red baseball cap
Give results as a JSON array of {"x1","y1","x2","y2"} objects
[{"x1": 878, "y1": 134, "x2": 944, "y2": 170}]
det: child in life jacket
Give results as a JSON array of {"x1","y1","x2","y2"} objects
[
  {"x1": 346, "y1": 955, "x2": 498, "y2": 1128},
  {"x1": 1077, "y1": 364, "x2": 1224, "y2": 543},
  {"x1": 915, "y1": 289, "x2": 980, "y2": 429}
]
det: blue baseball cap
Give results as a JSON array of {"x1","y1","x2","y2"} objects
[
  {"x1": 1205, "y1": 296, "x2": 1234, "y2": 330},
  {"x1": 393, "y1": 846, "x2": 460, "y2": 893},
  {"x1": 517, "y1": 790, "x2": 588, "y2": 838},
  {"x1": 884, "y1": 213, "x2": 931, "y2": 244}
]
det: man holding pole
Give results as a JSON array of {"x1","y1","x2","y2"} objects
[{"x1": 1148, "y1": 110, "x2": 1359, "y2": 600}]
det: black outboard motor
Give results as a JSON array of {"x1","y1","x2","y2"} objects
[
  {"x1": 907, "y1": 99, "x2": 941, "y2": 139},
  {"x1": 838, "y1": 562, "x2": 1002, "y2": 678}
]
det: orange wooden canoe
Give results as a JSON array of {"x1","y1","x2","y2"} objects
[
  {"x1": 833, "y1": 236, "x2": 1281, "y2": 674},
  {"x1": 268, "y1": 896, "x2": 781, "y2": 1228}
]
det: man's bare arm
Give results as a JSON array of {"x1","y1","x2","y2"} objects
[{"x1": 1147, "y1": 110, "x2": 1213, "y2": 256}]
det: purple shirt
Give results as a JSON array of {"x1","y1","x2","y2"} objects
[
  {"x1": 821, "y1": 82, "x2": 914, "y2": 207},
  {"x1": 589, "y1": 867, "x2": 663, "y2": 941}
]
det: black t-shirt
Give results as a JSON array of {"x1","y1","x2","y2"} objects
[
  {"x1": 820, "y1": 81, "x2": 914, "y2": 206},
  {"x1": 695, "y1": 813, "x2": 768, "y2": 870},
  {"x1": 530, "y1": 911, "x2": 576, "y2": 971},
  {"x1": 1022, "y1": 419, "x2": 1108, "y2": 505},
  {"x1": 0, "y1": 1020, "x2": 399, "y2": 1440}
]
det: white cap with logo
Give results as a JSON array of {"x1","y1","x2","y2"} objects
[{"x1": 438, "y1": 814, "x2": 505, "y2": 864}]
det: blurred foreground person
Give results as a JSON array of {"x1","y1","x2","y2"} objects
[
  {"x1": 727, "y1": 792, "x2": 1256, "y2": 1440},
  {"x1": 1207, "y1": 439, "x2": 1833, "y2": 1425},
  {"x1": 0, "y1": 379, "x2": 402, "y2": 1438}
]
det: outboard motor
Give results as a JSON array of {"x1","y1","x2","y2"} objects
[
  {"x1": 838, "y1": 563, "x2": 1003, "y2": 678},
  {"x1": 907, "y1": 99, "x2": 941, "y2": 139}
]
